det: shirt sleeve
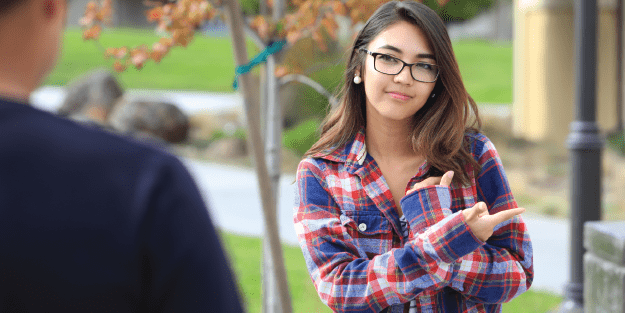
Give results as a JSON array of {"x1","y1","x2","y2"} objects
[
  {"x1": 294, "y1": 159, "x2": 484, "y2": 313},
  {"x1": 136, "y1": 154, "x2": 245, "y2": 312},
  {"x1": 400, "y1": 135, "x2": 534, "y2": 304}
]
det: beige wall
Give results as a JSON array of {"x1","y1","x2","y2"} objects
[{"x1": 513, "y1": 0, "x2": 620, "y2": 147}]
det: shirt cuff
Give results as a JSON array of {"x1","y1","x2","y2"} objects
[
  {"x1": 400, "y1": 186, "x2": 452, "y2": 235},
  {"x1": 421, "y1": 211, "x2": 485, "y2": 264}
]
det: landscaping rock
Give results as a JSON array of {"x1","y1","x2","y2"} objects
[
  {"x1": 58, "y1": 69, "x2": 123, "y2": 123},
  {"x1": 188, "y1": 110, "x2": 242, "y2": 142},
  {"x1": 108, "y1": 97, "x2": 189, "y2": 143},
  {"x1": 204, "y1": 137, "x2": 247, "y2": 159}
]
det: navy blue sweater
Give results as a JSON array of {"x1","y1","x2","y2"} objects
[{"x1": 0, "y1": 98, "x2": 243, "y2": 312}]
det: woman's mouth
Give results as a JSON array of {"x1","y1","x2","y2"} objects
[{"x1": 388, "y1": 92, "x2": 412, "y2": 101}]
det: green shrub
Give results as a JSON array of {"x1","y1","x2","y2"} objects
[
  {"x1": 283, "y1": 118, "x2": 321, "y2": 156},
  {"x1": 608, "y1": 131, "x2": 625, "y2": 156},
  {"x1": 422, "y1": 0, "x2": 497, "y2": 23}
]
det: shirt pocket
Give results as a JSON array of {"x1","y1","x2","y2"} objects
[{"x1": 340, "y1": 211, "x2": 394, "y2": 259}]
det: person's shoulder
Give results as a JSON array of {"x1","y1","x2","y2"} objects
[
  {"x1": 297, "y1": 156, "x2": 325, "y2": 176},
  {"x1": 463, "y1": 131, "x2": 497, "y2": 157},
  {"x1": 1, "y1": 101, "x2": 180, "y2": 170},
  {"x1": 463, "y1": 131, "x2": 491, "y2": 145}
]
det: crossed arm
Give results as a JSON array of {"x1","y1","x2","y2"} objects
[{"x1": 294, "y1": 140, "x2": 533, "y2": 312}]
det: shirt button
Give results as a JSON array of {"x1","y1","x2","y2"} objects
[{"x1": 358, "y1": 223, "x2": 367, "y2": 232}]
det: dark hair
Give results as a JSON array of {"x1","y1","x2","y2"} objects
[
  {"x1": 305, "y1": 0, "x2": 481, "y2": 186},
  {"x1": 0, "y1": 0, "x2": 25, "y2": 17}
]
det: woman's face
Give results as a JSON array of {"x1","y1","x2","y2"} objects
[{"x1": 361, "y1": 21, "x2": 437, "y2": 124}]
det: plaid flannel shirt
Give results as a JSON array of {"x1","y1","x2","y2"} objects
[{"x1": 294, "y1": 129, "x2": 534, "y2": 313}]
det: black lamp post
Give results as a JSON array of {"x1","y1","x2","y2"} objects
[{"x1": 559, "y1": 0, "x2": 604, "y2": 311}]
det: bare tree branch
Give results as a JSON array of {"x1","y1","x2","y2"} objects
[{"x1": 279, "y1": 74, "x2": 339, "y2": 107}]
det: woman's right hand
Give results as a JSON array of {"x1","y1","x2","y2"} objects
[
  {"x1": 405, "y1": 170, "x2": 454, "y2": 196},
  {"x1": 462, "y1": 202, "x2": 525, "y2": 242}
]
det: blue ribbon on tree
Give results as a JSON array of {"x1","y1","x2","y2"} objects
[{"x1": 232, "y1": 40, "x2": 287, "y2": 90}]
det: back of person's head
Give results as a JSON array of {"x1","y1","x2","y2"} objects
[
  {"x1": 307, "y1": 0, "x2": 481, "y2": 185},
  {"x1": 0, "y1": 0, "x2": 67, "y2": 100},
  {"x1": 0, "y1": 0, "x2": 26, "y2": 18}
]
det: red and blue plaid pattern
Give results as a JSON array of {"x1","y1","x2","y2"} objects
[{"x1": 294, "y1": 129, "x2": 534, "y2": 313}]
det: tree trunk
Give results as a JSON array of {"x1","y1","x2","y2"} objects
[{"x1": 223, "y1": 1, "x2": 293, "y2": 312}]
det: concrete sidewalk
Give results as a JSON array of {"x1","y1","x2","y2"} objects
[
  {"x1": 181, "y1": 158, "x2": 568, "y2": 296},
  {"x1": 30, "y1": 86, "x2": 242, "y2": 115}
]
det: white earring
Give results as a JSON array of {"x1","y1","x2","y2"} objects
[
  {"x1": 431, "y1": 93, "x2": 436, "y2": 98},
  {"x1": 353, "y1": 75, "x2": 362, "y2": 84}
]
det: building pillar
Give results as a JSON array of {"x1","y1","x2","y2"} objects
[{"x1": 513, "y1": 0, "x2": 619, "y2": 148}]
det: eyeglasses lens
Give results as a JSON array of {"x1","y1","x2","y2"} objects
[{"x1": 373, "y1": 54, "x2": 438, "y2": 83}]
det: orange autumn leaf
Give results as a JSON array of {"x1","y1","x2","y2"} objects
[
  {"x1": 146, "y1": 7, "x2": 164, "y2": 22},
  {"x1": 274, "y1": 65, "x2": 289, "y2": 78},
  {"x1": 172, "y1": 28, "x2": 193, "y2": 47},
  {"x1": 79, "y1": 14, "x2": 95, "y2": 27},
  {"x1": 131, "y1": 52, "x2": 149, "y2": 70},
  {"x1": 330, "y1": 1, "x2": 347, "y2": 16},
  {"x1": 159, "y1": 37, "x2": 174, "y2": 48},
  {"x1": 312, "y1": 29, "x2": 327, "y2": 52},
  {"x1": 286, "y1": 30, "x2": 302, "y2": 45},
  {"x1": 82, "y1": 24, "x2": 101, "y2": 40},
  {"x1": 250, "y1": 15, "x2": 272, "y2": 41},
  {"x1": 115, "y1": 46, "x2": 129, "y2": 59},
  {"x1": 104, "y1": 47, "x2": 116, "y2": 59},
  {"x1": 113, "y1": 60, "x2": 127, "y2": 73},
  {"x1": 321, "y1": 17, "x2": 338, "y2": 40},
  {"x1": 203, "y1": 8, "x2": 217, "y2": 20},
  {"x1": 163, "y1": 3, "x2": 174, "y2": 15},
  {"x1": 96, "y1": 0, "x2": 112, "y2": 24},
  {"x1": 150, "y1": 49, "x2": 168, "y2": 63},
  {"x1": 85, "y1": 0, "x2": 97, "y2": 12}
]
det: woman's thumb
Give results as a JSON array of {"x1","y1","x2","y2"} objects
[
  {"x1": 440, "y1": 171, "x2": 454, "y2": 187},
  {"x1": 477, "y1": 202, "x2": 488, "y2": 217}
]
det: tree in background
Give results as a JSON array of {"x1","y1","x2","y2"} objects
[{"x1": 79, "y1": 0, "x2": 500, "y2": 312}]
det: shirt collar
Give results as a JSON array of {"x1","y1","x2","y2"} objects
[
  {"x1": 313, "y1": 128, "x2": 367, "y2": 167},
  {"x1": 313, "y1": 127, "x2": 433, "y2": 178}
]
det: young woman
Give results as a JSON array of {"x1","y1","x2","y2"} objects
[{"x1": 293, "y1": 1, "x2": 533, "y2": 312}]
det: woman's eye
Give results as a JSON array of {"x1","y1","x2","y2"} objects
[
  {"x1": 417, "y1": 63, "x2": 431, "y2": 70},
  {"x1": 416, "y1": 63, "x2": 435, "y2": 71},
  {"x1": 378, "y1": 54, "x2": 398, "y2": 63}
]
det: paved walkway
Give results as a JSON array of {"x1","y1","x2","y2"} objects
[
  {"x1": 30, "y1": 86, "x2": 242, "y2": 115},
  {"x1": 181, "y1": 158, "x2": 568, "y2": 296},
  {"x1": 32, "y1": 86, "x2": 568, "y2": 296}
]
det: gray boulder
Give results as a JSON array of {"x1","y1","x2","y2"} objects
[
  {"x1": 108, "y1": 97, "x2": 190, "y2": 144},
  {"x1": 58, "y1": 69, "x2": 123, "y2": 123}
]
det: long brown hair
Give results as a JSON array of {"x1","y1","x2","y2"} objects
[{"x1": 305, "y1": 0, "x2": 481, "y2": 186}]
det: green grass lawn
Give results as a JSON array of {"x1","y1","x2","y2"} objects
[
  {"x1": 221, "y1": 232, "x2": 561, "y2": 313},
  {"x1": 48, "y1": 28, "x2": 512, "y2": 103},
  {"x1": 452, "y1": 40, "x2": 513, "y2": 104},
  {"x1": 47, "y1": 27, "x2": 258, "y2": 92}
]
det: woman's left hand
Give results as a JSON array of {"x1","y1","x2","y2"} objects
[{"x1": 405, "y1": 170, "x2": 454, "y2": 196}]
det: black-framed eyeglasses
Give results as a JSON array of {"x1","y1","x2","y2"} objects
[{"x1": 360, "y1": 48, "x2": 439, "y2": 83}]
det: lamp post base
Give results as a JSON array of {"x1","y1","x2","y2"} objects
[
  {"x1": 558, "y1": 282, "x2": 584, "y2": 313},
  {"x1": 558, "y1": 300, "x2": 584, "y2": 313}
]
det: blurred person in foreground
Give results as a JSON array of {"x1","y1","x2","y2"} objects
[
  {"x1": 294, "y1": 1, "x2": 533, "y2": 312},
  {"x1": 0, "y1": 0, "x2": 244, "y2": 311}
]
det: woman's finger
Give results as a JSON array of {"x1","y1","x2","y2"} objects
[
  {"x1": 490, "y1": 207, "x2": 525, "y2": 225},
  {"x1": 439, "y1": 171, "x2": 454, "y2": 187},
  {"x1": 406, "y1": 176, "x2": 442, "y2": 195},
  {"x1": 463, "y1": 201, "x2": 482, "y2": 221}
]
